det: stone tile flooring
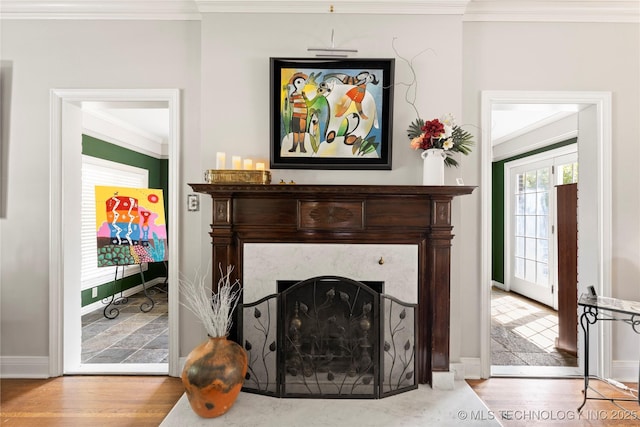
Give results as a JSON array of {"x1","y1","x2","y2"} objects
[
  {"x1": 491, "y1": 287, "x2": 578, "y2": 367},
  {"x1": 81, "y1": 286, "x2": 168, "y2": 363}
]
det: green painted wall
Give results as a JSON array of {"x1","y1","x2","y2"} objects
[
  {"x1": 81, "y1": 135, "x2": 169, "y2": 307},
  {"x1": 492, "y1": 138, "x2": 577, "y2": 284}
]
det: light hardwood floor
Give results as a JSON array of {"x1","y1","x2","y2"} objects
[
  {"x1": 468, "y1": 378, "x2": 639, "y2": 426},
  {"x1": 0, "y1": 376, "x2": 184, "y2": 427},
  {"x1": 1, "y1": 376, "x2": 638, "y2": 426}
]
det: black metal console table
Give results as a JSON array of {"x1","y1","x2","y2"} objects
[{"x1": 578, "y1": 293, "x2": 640, "y2": 413}]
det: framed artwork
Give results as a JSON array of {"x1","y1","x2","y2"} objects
[
  {"x1": 270, "y1": 57, "x2": 394, "y2": 170},
  {"x1": 95, "y1": 186, "x2": 168, "y2": 267}
]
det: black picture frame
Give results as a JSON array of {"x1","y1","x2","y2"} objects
[{"x1": 270, "y1": 57, "x2": 394, "y2": 170}]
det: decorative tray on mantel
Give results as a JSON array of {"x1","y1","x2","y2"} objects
[{"x1": 203, "y1": 169, "x2": 271, "y2": 185}]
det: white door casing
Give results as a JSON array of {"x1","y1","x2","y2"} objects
[
  {"x1": 49, "y1": 89, "x2": 181, "y2": 377},
  {"x1": 480, "y1": 91, "x2": 612, "y2": 379}
]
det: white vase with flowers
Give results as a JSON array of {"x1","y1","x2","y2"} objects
[{"x1": 407, "y1": 113, "x2": 474, "y2": 185}]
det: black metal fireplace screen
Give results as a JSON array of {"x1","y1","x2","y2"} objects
[{"x1": 238, "y1": 276, "x2": 417, "y2": 399}]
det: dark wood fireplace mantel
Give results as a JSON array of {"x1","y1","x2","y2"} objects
[{"x1": 189, "y1": 183, "x2": 475, "y2": 385}]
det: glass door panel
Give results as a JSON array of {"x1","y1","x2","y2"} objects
[{"x1": 509, "y1": 161, "x2": 554, "y2": 307}]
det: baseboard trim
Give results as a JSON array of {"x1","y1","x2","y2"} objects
[
  {"x1": 491, "y1": 281, "x2": 505, "y2": 291},
  {"x1": 612, "y1": 360, "x2": 640, "y2": 383},
  {"x1": 0, "y1": 356, "x2": 50, "y2": 378},
  {"x1": 459, "y1": 357, "x2": 483, "y2": 379}
]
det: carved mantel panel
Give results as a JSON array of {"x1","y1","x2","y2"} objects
[{"x1": 189, "y1": 184, "x2": 475, "y2": 385}]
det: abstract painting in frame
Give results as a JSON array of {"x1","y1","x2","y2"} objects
[
  {"x1": 270, "y1": 57, "x2": 394, "y2": 170},
  {"x1": 95, "y1": 186, "x2": 168, "y2": 267}
]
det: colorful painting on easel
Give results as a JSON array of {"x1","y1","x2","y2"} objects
[{"x1": 95, "y1": 186, "x2": 167, "y2": 267}]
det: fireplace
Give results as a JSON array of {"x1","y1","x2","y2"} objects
[
  {"x1": 240, "y1": 276, "x2": 417, "y2": 398},
  {"x1": 189, "y1": 183, "x2": 475, "y2": 385}
]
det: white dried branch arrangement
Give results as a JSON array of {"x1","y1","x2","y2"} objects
[{"x1": 179, "y1": 264, "x2": 242, "y2": 338}]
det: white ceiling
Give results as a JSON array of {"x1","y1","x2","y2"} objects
[
  {"x1": 491, "y1": 103, "x2": 583, "y2": 144},
  {"x1": 99, "y1": 108, "x2": 169, "y2": 143},
  {"x1": 82, "y1": 101, "x2": 169, "y2": 145}
]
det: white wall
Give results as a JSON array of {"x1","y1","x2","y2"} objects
[
  {"x1": 1, "y1": 15, "x2": 638, "y2": 379},
  {"x1": 463, "y1": 22, "x2": 640, "y2": 376},
  {"x1": 199, "y1": 12, "x2": 463, "y2": 187},
  {"x1": 0, "y1": 20, "x2": 202, "y2": 362}
]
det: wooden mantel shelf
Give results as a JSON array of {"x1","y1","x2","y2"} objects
[
  {"x1": 189, "y1": 183, "x2": 475, "y2": 385},
  {"x1": 189, "y1": 183, "x2": 475, "y2": 196}
]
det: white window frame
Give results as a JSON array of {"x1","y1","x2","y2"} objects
[{"x1": 81, "y1": 155, "x2": 149, "y2": 291}]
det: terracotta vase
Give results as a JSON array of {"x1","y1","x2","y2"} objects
[{"x1": 181, "y1": 336, "x2": 248, "y2": 418}]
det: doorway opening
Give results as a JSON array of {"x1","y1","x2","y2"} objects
[
  {"x1": 493, "y1": 143, "x2": 580, "y2": 374},
  {"x1": 480, "y1": 91, "x2": 612, "y2": 379},
  {"x1": 49, "y1": 89, "x2": 181, "y2": 377}
]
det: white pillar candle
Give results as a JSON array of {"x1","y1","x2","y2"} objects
[
  {"x1": 243, "y1": 159, "x2": 253, "y2": 170},
  {"x1": 232, "y1": 156, "x2": 242, "y2": 170},
  {"x1": 255, "y1": 162, "x2": 265, "y2": 171},
  {"x1": 216, "y1": 152, "x2": 226, "y2": 169}
]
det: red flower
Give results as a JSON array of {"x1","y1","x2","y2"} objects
[
  {"x1": 419, "y1": 135, "x2": 432, "y2": 150},
  {"x1": 421, "y1": 119, "x2": 445, "y2": 140}
]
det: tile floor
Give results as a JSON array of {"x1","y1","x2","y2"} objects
[
  {"x1": 491, "y1": 287, "x2": 578, "y2": 367},
  {"x1": 81, "y1": 286, "x2": 168, "y2": 363}
]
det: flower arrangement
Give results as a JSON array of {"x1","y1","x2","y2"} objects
[
  {"x1": 391, "y1": 37, "x2": 475, "y2": 168},
  {"x1": 179, "y1": 263, "x2": 241, "y2": 338},
  {"x1": 407, "y1": 113, "x2": 474, "y2": 167}
]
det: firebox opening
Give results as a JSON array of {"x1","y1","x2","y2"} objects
[{"x1": 279, "y1": 277, "x2": 381, "y2": 398}]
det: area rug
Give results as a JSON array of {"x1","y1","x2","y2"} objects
[{"x1": 160, "y1": 381, "x2": 500, "y2": 426}]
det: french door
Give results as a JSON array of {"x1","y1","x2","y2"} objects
[
  {"x1": 508, "y1": 159, "x2": 554, "y2": 307},
  {"x1": 506, "y1": 148, "x2": 578, "y2": 309}
]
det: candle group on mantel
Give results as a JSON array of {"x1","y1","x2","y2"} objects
[{"x1": 216, "y1": 152, "x2": 266, "y2": 171}]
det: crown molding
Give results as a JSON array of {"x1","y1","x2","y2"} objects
[
  {"x1": 195, "y1": 1, "x2": 470, "y2": 15},
  {"x1": 0, "y1": 0, "x2": 637, "y2": 22},
  {"x1": 464, "y1": 1, "x2": 640, "y2": 23},
  {"x1": 0, "y1": 1, "x2": 470, "y2": 20},
  {"x1": 0, "y1": 1, "x2": 202, "y2": 20}
]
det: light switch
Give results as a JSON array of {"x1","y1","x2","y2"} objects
[{"x1": 187, "y1": 194, "x2": 200, "y2": 212}]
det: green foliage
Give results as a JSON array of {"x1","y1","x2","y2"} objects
[
  {"x1": 146, "y1": 232, "x2": 166, "y2": 262},
  {"x1": 443, "y1": 126, "x2": 475, "y2": 167},
  {"x1": 407, "y1": 118, "x2": 425, "y2": 139}
]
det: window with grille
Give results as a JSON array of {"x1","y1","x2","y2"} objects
[{"x1": 513, "y1": 165, "x2": 551, "y2": 287}]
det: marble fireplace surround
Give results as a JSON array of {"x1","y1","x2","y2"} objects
[
  {"x1": 242, "y1": 243, "x2": 418, "y2": 397},
  {"x1": 190, "y1": 183, "x2": 475, "y2": 386},
  {"x1": 243, "y1": 243, "x2": 418, "y2": 304}
]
